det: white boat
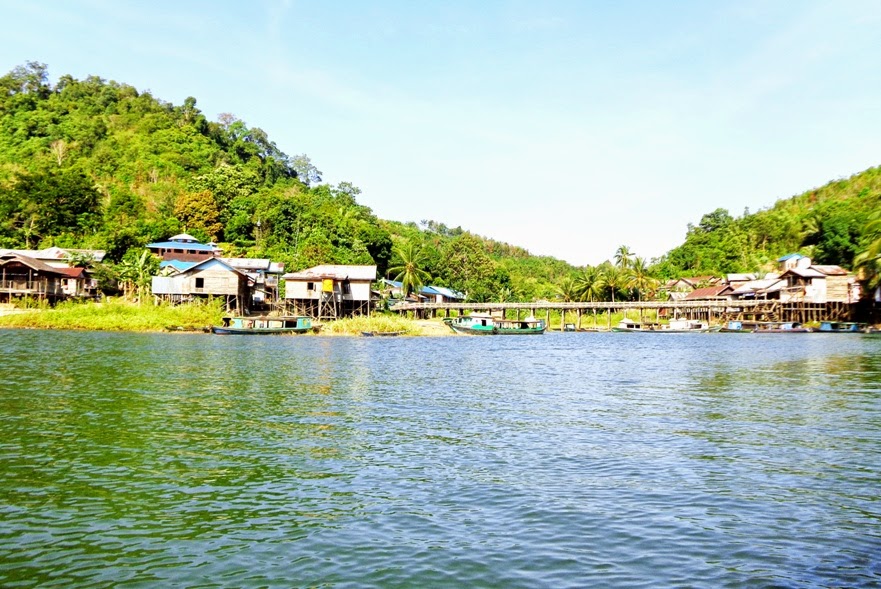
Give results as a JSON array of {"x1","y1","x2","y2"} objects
[{"x1": 612, "y1": 318, "x2": 718, "y2": 333}]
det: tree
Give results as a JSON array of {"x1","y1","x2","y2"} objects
[
  {"x1": 614, "y1": 245, "x2": 633, "y2": 270},
  {"x1": 388, "y1": 242, "x2": 431, "y2": 297},
  {"x1": 575, "y1": 266, "x2": 604, "y2": 302},
  {"x1": 855, "y1": 212, "x2": 881, "y2": 290},
  {"x1": 290, "y1": 154, "x2": 322, "y2": 186},
  {"x1": 174, "y1": 190, "x2": 222, "y2": 240},
  {"x1": 627, "y1": 257, "x2": 657, "y2": 302},
  {"x1": 600, "y1": 264, "x2": 625, "y2": 303},
  {"x1": 119, "y1": 249, "x2": 159, "y2": 304}
]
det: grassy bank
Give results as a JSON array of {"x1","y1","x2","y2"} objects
[
  {"x1": 319, "y1": 314, "x2": 449, "y2": 336},
  {"x1": 0, "y1": 300, "x2": 454, "y2": 336},
  {"x1": 0, "y1": 299, "x2": 223, "y2": 332}
]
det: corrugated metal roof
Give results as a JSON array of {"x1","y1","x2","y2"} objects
[
  {"x1": 810, "y1": 265, "x2": 848, "y2": 276},
  {"x1": 783, "y1": 267, "x2": 825, "y2": 278},
  {"x1": 169, "y1": 233, "x2": 199, "y2": 242},
  {"x1": 160, "y1": 260, "x2": 198, "y2": 272},
  {"x1": 221, "y1": 257, "x2": 271, "y2": 270},
  {"x1": 726, "y1": 273, "x2": 756, "y2": 282},
  {"x1": 778, "y1": 253, "x2": 804, "y2": 261},
  {"x1": 684, "y1": 285, "x2": 731, "y2": 300},
  {"x1": 55, "y1": 267, "x2": 85, "y2": 278},
  {"x1": 283, "y1": 265, "x2": 377, "y2": 281},
  {"x1": 146, "y1": 241, "x2": 216, "y2": 252},
  {"x1": 731, "y1": 279, "x2": 784, "y2": 294},
  {"x1": 0, "y1": 247, "x2": 105, "y2": 262},
  {"x1": 0, "y1": 253, "x2": 66, "y2": 274}
]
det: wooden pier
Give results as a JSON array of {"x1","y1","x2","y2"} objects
[{"x1": 390, "y1": 299, "x2": 856, "y2": 330}]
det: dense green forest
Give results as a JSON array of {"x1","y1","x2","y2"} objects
[{"x1": 1, "y1": 62, "x2": 879, "y2": 303}]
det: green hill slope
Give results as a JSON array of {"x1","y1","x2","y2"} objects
[
  {"x1": 0, "y1": 62, "x2": 572, "y2": 301},
  {"x1": 654, "y1": 166, "x2": 881, "y2": 278}
]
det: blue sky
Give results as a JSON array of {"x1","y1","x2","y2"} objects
[{"x1": 2, "y1": 1, "x2": 880, "y2": 265}]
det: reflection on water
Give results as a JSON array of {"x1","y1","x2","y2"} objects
[{"x1": 1, "y1": 329, "x2": 880, "y2": 588}]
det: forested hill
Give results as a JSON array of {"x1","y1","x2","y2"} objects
[
  {"x1": 654, "y1": 166, "x2": 881, "y2": 278},
  {"x1": 0, "y1": 62, "x2": 574, "y2": 301}
]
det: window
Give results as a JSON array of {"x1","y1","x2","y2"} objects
[
  {"x1": 195, "y1": 277, "x2": 204, "y2": 289},
  {"x1": 307, "y1": 282, "x2": 315, "y2": 291},
  {"x1": 342, "y1": 281, "x2": 351, "y2": 295}
]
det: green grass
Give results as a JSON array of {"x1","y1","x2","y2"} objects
[
  {"x1": 0, "y1": 298, "x2": 224, "y2": 332},
  {"x1": 319, "y1": 314, "x2": 420, "y2": 336}
]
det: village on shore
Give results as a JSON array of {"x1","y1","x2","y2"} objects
[{"x1": 1, "y1": 233, "x2": 880, "y2": 335}]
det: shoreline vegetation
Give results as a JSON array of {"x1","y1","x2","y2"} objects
[
  {"x1": 0, "y1": 299, "x2": 708, "y2": 335},
  {"x1": 0, "y1": 300, "x2": 458, "y2": 336}
]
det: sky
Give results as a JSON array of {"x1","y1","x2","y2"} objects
[{"x1": 2, "y1": 0, "x2": 880, "y2": 266}]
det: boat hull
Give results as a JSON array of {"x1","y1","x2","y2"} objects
[{"x1": 212, "y1": 326, "x2": 310, "y2": 335}]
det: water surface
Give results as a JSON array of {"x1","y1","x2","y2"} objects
[{"x1": 1, "y1": 329, "x2": 879, "y2": 587}]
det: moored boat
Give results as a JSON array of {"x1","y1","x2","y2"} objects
[
  {"x1": 612, "y1": 318, "x2": 718, "y2": 333},
  {"x1": 212, "y1": 315, "x2": 312, "y2": 335},
  {"x1": 754, "y1": 321, "x2": 812, "y2": 333},
  {"x1": 719, "y1": 320, "x2": 754, "y2": 333},
  {"x1": 818, "y1": 321, "x2": 867, "y2": 333},
  {"x1": 447, "y1": 314, "x2": 546, "y2": 335}
]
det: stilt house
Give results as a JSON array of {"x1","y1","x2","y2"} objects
[{"x1": 283, "y1": 265, "x2": 377, "y2": 318}]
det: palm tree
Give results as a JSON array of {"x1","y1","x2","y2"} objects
[
  {"x1": 388, "y1": 242, "x2": 431, "y2": 297},
  {"x1": 614, "y1": 245, "x2": 633, "y2": 270},
  {"x1": 575, "y1": 266, "x2": 604, "y2": 302},
  {"x1": 555, "y1": 277, "x2": 579, "y2": 302},
  {"x1": 626, "y1": 257, "x2": 657, "y2": 302},
  {"x1": 601, "y1": 264, "x2": 625, "y2": 303}
]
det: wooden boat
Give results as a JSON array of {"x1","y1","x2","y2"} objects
[
  {"x1": 719, "y1": 320, "x2": 754, "y2": 333},
  {"x1": 447, "y1": 314, "x2": 546, "y2": 335},
  {"x1": 754, "y1": 322, "x2": 812, "y2": 333},
  {"x1": 212, "y1": 315, "x2": 312, "y2": 335},
  {"x1": 817, "y1": 321, "x2": 867, "y2": 333},
  {"x1": 612, "y1": 318, "x2": 718, "y2": 333}
]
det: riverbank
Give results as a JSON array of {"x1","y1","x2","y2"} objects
[{"x1": 0, "y1": 300, "x2": 456, "y2": 336}]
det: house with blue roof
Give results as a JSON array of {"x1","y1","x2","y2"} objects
[
  {"x1": 146, "y1": 233, "x2": 220, "y2": 262},
  {"x1": 380, "y1": 279, "x2": 464, "y2": 303}
]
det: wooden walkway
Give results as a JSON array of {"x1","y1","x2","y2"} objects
[{"x1": 390, "y1": 299, "x2": 855, "y2": 329}]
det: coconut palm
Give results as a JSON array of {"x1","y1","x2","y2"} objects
[
  {"x1": 614, "y1": 245, "x2": 633, "y2": 270},
  {"x1": 388, "y1": 242, "x2": 431, "y2": 297},
  {"x1": 555, "y1": 276, "x2": 579, "y2": 302},
  {"x1": 575, "y1": 266, "x2": 604, "y2": 302},
  {"x1": 601, "y1": 264, "x2": 625, "y2": 303},
  {"x1": 626, "y1": 257, "x2": 657, "y2": 302}
]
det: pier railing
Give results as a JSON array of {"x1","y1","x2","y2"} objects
[{"x1": 390, "y1": 300, "x2": 774, "y2": 312}]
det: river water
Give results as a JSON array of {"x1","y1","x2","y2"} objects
[{"x1": 0, "y1": 329, "x2": 879, "y2": 588}]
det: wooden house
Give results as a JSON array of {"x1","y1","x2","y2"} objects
[
  {"x1": 664, "y1": 276, "x2": 721, "y2": 301},
  {"x1": 779, "y1": 261, "x2": 856, "y2": 304},
  {"x1": 220, "y1": 257, "x2": 285, "y2": 307},
  {"x1": 0, "y1": 253, "x2": 66, "y2": 303},
  {"x1": 283, "y1": 265, "x2": 377, "y2": 318},
  {"x1": 152, "y1": 257, "x2": 250, "y2": 311}
]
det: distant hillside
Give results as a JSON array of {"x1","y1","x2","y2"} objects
[
  {"x1": 0, "y1": 62, "x2": 574, "y2": 301},
  {"x1": 654, "y1": 166, "x2": 881, "y2": 277}
]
